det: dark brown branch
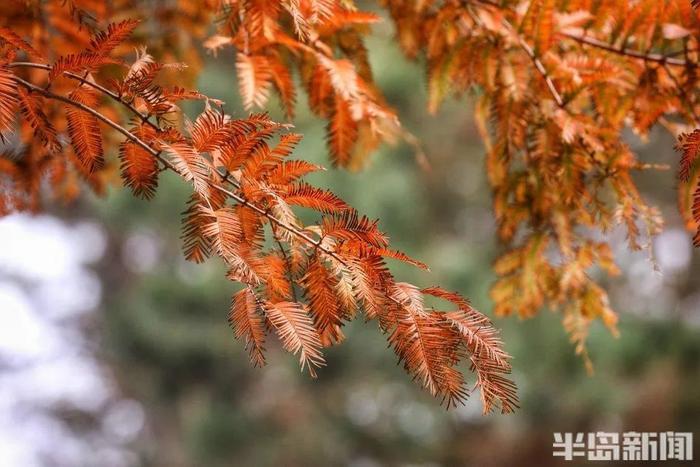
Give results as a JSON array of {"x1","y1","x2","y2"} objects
[
  {"x1": 470, "y1": 0, "x2": 694, "y2": 68},
  {"x1": 12, "y1": 76, "x2": 158, "y2": 157},
  {"x1": 10, "y1": 62, "x2": 154, "y2": 123},
  {"x1": 562, "y1": 33, "x2": 692, "y2": 68},
  {"x1": 10, "y1": 61, "x2": 245, "y2": 193},
  {"x1": 11, "y1": 68, "x2": 432, "y2": 319},
  {"x1": 10, "y1": 73, "x2": 351, "y2": 269}
]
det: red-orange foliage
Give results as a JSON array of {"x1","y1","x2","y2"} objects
[
  {"x1": 0, "y1": 1, "x2": 517, "y2": 413},
  {"x1": 200, "y1": 0, "x2": 700, "y2": 362},
  {"x1": 3, "y1": 0, "x2": 700, "y2": 410}
]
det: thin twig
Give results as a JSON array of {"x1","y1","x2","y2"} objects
[
  {"x1": 469, "y1": 0, "x2": 694, "y2": 68},
  {"x1": 12, "y1": 74, "x2": 427, "y2": 318},
  {"x1": 11, "y1": 74, "x2": 351, "y2": 268},
  {"x1": 10, "y1": 61, "x2": 245, "y2": 193},
  {"x1": 11, "y1": 66, "x2": 428, "y2": 315},
  {"x1": 461, "y1": 5, "x2": 564, "y2": 107},
  {"x1": 562, "y1": 33, "x2": 691, "y2": 68},
  {"x1": 12, "y1": 76, "x2": 159, "y2": 156},
  {"x1": 501, "y1": 20, "x2": 564, "y2": 107},
  {"x1": 10, "y1": 62, "x2": 154, "y2": 124}
]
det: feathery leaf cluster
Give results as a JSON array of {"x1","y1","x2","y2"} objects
[{"x1": 0, "y1": 7, "x2": 516, "y2": 412}]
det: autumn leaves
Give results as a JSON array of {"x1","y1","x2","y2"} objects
[
  {"x1": 385, "y1": 0, "x2": 698, "y2": 356},
  {"x1": 5, "y1": 0, "x2": 700, "y2": 413},
  {"x1": 211, "y1": 1, "x2": 399, "y2": 169},
  {"x1": 0, "y1": 6, "x2": 517, "y2": 413}
]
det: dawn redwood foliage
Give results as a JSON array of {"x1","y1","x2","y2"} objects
[
  {"x1": 1, "y1": 0, "x2": 699, "y2": 411},
  {"x1": 0, "y1": 1, "x2": 517, "y2": 413}
]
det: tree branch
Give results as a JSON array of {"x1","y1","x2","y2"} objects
[
  {"x1": 561, "y1": 32, "x2": 692, "y2": 68},
  {"x1": 461, "y1": 5, "x2": 564, "y2": 107},
  {"x1": 469, "y1": 0, "x2": 694, "y2": 68},
  {"x1": 10, "y1": 65, "x2": 445, "y2": 321},
  {"x1": 10, "y1": 61, "x2": 247, "y2": 193},
  {"x1": 10, "y1": 62, "x2": 154, "y2": 124},
  {"x1": 11, "y1": 74, "x2": 352, "y2": 269}
]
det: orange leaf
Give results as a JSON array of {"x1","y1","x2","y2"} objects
[
  {"x1": 236, "y1": 53, "x2": 273, "y2": 110},
  {"x1": 264, "y1": 301, "x2": 325, "y2": 377},
  {"x1": 327, "y1": 96, "x2": 357, "y2": 167},
  {"x1": 0, "y1": 66, "x2": 18, "y2": 139},
  {"x1": 65, "y1": 86, "x2": 104, "y2": 173},
  {"x1": 229, "y1": 288, "x2": 267, "y2": 367}
]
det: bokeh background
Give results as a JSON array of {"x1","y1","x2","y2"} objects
[{"x1": 1, "y1": 15, "x2": 699, "y2": 467}]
